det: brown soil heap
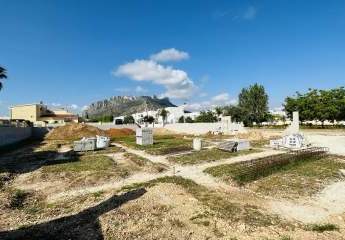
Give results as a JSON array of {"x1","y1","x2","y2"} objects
[
  {"x1": 46, "y1": 123, "x2": 107, "y2": 140},
  {"x1": 106, "y1": 128, "x2": 135, "y2": 138}
]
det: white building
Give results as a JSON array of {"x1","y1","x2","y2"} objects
[{"x1": 113, "y1": 105, "x2": 200, "y2": 125}]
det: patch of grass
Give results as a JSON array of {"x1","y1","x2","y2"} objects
[
  {"x1": 124, "y1": 153, "x2": 167, "y2": 172},
  {"x1": 308, "y1": 223, "x2": 339, "y2": 232},
  {"x1": 42, "y1": 155, "x2": 115, "y2": 173},
  {"x1": 121, "y1": 176, "x2": 283, "y2": 228},
  {"x1": 205, "y1": 153, "x2": 340, "y2": 186},
  {"x1": 169, "y1": 218, "x2": 185, "y2": 228},
  {"x1": 205, "y1": 155, "x2": 345, "y2": 197},
  {"x1": 92, "y1": 191, "x2": 104, "y2": 199},
  {"x1": 115, "y1": 135, "x2": 192, "y2": 155},
  {"x1": 8, "y1": 189, "x2": 29, "y2": 209},
  {"x1": 279, "y1": 236, "x2": 292, "y2": 240},
  {"x1": 251, "y1": 139, "x2": 270, "y2": 148},
  {"x1": 169, "y1": 148, "x2": 261, "y2": 165}
]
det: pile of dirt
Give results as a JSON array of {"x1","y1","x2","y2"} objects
[
  {"x1": 153, "y1": 128, "x2": 177, "y2": 135},
  {"x1": 237, "y1": 130, "x2": 265, "y2": 141},
  {"x1": 46, "y1": 123, "x2": 107, "y2": 140},
  {"x1": 106, "y1": 128, "x2": 135, "y2": 138}
]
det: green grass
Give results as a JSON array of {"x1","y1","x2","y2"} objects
[
  {"x1": 42, "y1": 154, "x2": 115, "y2": 173},
  {"x1": 124, "y1": 152, "x2": 167, "y2": 172},
  {"x1": 115, "y1": 135, "x2": 192, "y2": 155},
  {"x1": 8, "y1": 188, "x2": 29, "y2": 209},
  {"x1": 168, "y1": 148, "x2": 261, "y2": 165},
  {"x1": 121, "y1": 176, "x2": 284, "y2": 228},
  {"x1": 205, "y1": 156, "x2": 345, "y2": 197},
  {"x1": 308, "y1": 223, "x2": 339, "y2": 232}
]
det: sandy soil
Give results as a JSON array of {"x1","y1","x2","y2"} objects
[{"x1": 270, "y1": 181, "x2": 345, "y2": 223}]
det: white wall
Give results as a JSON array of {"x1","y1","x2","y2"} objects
[{"x1": 163, "y1": 122, "x2": 245, "y2": 135}]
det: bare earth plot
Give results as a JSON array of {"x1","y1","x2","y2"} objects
[{"x1": 1, "y1": 133, "x2": 345, "y2": 240}]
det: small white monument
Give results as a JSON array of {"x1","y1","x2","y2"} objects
[
  {"x1": 270, "y1": 111, "x2": 308, "y2": 149},
  {"x1": 136, "y1": 127, "x2": 153, "y2": 145},
  {"x1": 193, "y1": 138, "x2": 202, "y2": 151}
]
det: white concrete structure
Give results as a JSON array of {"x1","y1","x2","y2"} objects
[
  {"x1": 284, "y1": 111, "x2": 299, "y2": 135},
  {"x1": 270, "y1": 111, "x2": 309, "y2": 149},
  {"x1": 136, "y1": 127, "x2": 153, "y2": 145},
  {"x1": 193, "y1": 138, "x2": 202, "y2": 151}
]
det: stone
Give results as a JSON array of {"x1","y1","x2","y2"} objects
[{"x1": 193, "y1": 138, "x2": 202, "y2": 151}]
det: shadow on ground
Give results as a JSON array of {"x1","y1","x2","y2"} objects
[
  {"x1": 0, "y1": 141, "x2": 78, "y2": 175},
  {"x1": 0, "y1": 188, "x2": 147, "y2": 240}
]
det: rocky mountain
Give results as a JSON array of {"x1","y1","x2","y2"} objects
[{"x1": 83, "y1": 96, "x2": 176, "y2": 119}]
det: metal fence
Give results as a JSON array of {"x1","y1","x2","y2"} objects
[{"x1": 232, "y1": 147, "x2": 329, "y2": 184}]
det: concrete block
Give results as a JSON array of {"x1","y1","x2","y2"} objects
[{"x1": 136, "y1": 128, "x2": 153, "y2": 145}]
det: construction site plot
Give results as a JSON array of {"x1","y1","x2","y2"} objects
[{"x1": 1, "y1": 126, "x2": 345, "y2": 240}]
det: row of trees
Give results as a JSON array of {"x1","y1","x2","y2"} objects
[{"x1": 284, "y1": 87, "x2": 345, "y2": 124}]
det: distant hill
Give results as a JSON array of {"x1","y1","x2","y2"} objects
[{"x1": 83, "y1": 96, "x2": 176, "y2": 120}]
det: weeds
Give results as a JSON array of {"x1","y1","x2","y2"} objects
[
  {"x1": 204, "y1": 154, "x2": 337, "y2": 186},
  {"x1": 8, "y1": 189, "x2": 29, "y2": 209},
  {"x1": 308, "y1": 223, "x2": 339, "y2": 232},
  {"x1": 121, "y1": 176, "x2": 282, "y2": 228},
  {"x1": 168, "y1": 148, "x2": 260, "y2": 165}
]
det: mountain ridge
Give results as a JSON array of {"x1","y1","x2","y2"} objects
[{"x1": 83, "y1": 96, "x2": 176, "y2": 119}]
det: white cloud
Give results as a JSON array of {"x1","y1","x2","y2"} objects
[
  {"x1": 69, "y1": 104, "x2": 79, "y2": 110},
  {"x1": 185, "y1": 93, "x2": 237, "y2": 112},
  {"x1": 114, "y1": 59, "x2": 196, "y2": 99},
  {"x1": 243, "y1": 6, "x2": 257, "y2": 20},
  {"x1": 211, "y1": 93, "x2": 230, "y2": 102},
  {"x1": 135, "y1": 86, "x2": 147, "y2": 93},
  {"x1": 81, "y1": 105, "x2": 89, "y2": 111},
  {"x1": 51, "y1": 102, "x2": 62, "y2": 107},
  {"x1": 150, "y1": 48, "x2": 189, "y2": 62}
]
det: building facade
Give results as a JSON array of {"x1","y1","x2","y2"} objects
[{"x1": 10, "y1": 103, "x2": 78, "y2": 126}]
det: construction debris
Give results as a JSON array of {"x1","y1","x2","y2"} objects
[
  {"x1": 74, "y1": 137, "x2": 97, "y2": 152},
  {"x1": 73, "y1": 135, "x2": 110, "y2": 152},
  {"x1": 217, "y1": 139, "x2": 251, "y2": 152}
]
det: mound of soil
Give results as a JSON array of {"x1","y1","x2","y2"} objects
[
  {"x1": 237, "y1": 131, "x2": 265, "y2": 141},
  {"x1": 46, "y1": 123, "x2": 107, "y2": 140},
  {"x1": 106, "y1": 128, "x2": 135, "y2": 138}
]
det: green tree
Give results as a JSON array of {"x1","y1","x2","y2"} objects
[
  {"x1": 185, "y1": 116, "x2": 194, "y2": 123},
  {"x1": 222, "y1": 105, "x2": 245, "y2": 122},
  {"x1": 143, "y1": 115, "x2": 155, "y2": 124},
  {"x1": 159, "y1": 108, "x2": 169, "y2": 126},
  {"x1": 123, "y1": 115, "x2": 135, "y2": 124},
  {"x1": 0, "y1": 66, "x2": 7, "y2": 91},
  {"x1": 284, "y1": 87, "x2": 345, "y2": 125},
  {"x1": 214, "y1": 107, "x2": 223, "y2": 118},
  {"x1": 238, "y1": 83, "x2": 269, "y2": 125},
  {"x1": 178, "y1": 116, "x2": 185, "y2": 123},
  {"x1": 195, "y1": 111, "x2": 218, "y2": 123}
]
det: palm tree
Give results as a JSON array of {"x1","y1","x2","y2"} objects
[
  {"x1": 159, "y1": 108, "x2": 169, "y2": 126},
  {"x1": 0, "y1": 66, "x2": 7, "y2": 91}
]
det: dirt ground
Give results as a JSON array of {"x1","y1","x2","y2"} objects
[{"x1": 1, "y1": 129, "x2": 345, "y2": 240}]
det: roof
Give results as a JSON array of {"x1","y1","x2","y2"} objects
[{"x1": 10, "y1": 103, "x2": 44, "y2": 108}]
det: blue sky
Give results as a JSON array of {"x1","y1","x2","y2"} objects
[{"x1": 1, "y1": 0, "x2": 345, "y2": 115}]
